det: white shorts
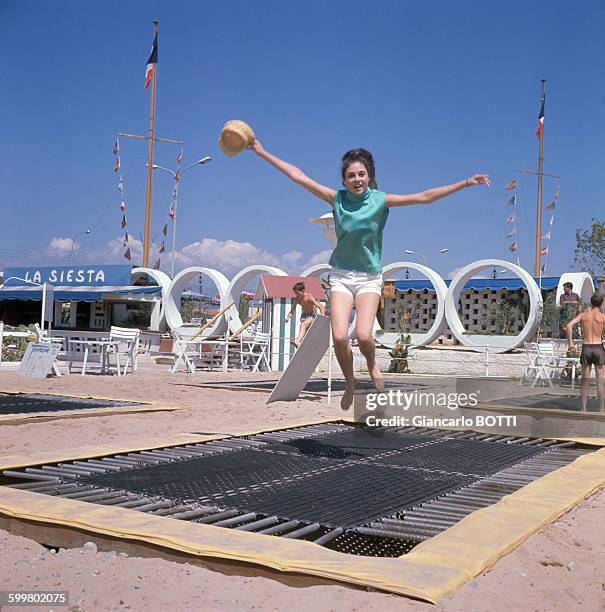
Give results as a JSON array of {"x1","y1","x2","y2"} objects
[{"x1": 328, "y1": 268, "x2": 383, "y2": 298}]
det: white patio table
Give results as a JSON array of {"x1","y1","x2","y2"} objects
[{"x1": 68, "y1": 339, "x2": 122, "y2": 376}]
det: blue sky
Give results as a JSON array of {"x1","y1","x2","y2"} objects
[{"x1": 1, "y1": 1, "x2": 603, "y2": 281}]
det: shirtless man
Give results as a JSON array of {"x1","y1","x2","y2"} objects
[
  {"x1": 286, "y1": 282, "x2": 325, "y2": 348},
  {"x1": 566, "y1": 293, "x2": 605, "y2": 411}
]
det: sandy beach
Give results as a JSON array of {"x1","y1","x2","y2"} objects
[{"x1": 1, "y1": 364, "x2": 603, "y2": 612}]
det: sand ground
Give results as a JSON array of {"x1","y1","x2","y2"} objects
[{"x1": 0, "y1": 363, "x2": 604, "y2": 612}]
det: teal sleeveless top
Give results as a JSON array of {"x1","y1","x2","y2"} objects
[{"x1": 329, "y1": 188, "x2": 389, "y2": 273}]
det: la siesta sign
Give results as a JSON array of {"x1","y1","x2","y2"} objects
[{"x1": 3, "y1": 265, "x2": 132, "y2": 287}]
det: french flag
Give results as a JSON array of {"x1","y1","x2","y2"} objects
[
  {"x1": 535, "y1": 96, "x2": 545, "y2": 139},
  {"x1": 145, "y1": 33, "x2": 158, "y2": 89}
]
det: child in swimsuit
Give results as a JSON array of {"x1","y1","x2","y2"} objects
[{"x1": 286, "y1": 282, "x2": 325, "y2": 348}]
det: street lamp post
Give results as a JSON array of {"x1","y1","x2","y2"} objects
[
  {"x1": 404, "y1": 248, "x2": 448, "y2": 266},
  {"x1": 152, "y1": 156, "x2": 212, "y2": 277},
  {"x1": 70, "y1": 229, "x2": 91, "y2": 264}
]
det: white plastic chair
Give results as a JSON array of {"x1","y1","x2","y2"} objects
[
  {"x1": 522, "y1": 341, "x2": 561, "y2": 387},
  {"x1": 238, "y1": 331, "x2": 271, "y2": 372},
  {"x1": 107, "y1": 326, "x2": 140, "y2": 375}
]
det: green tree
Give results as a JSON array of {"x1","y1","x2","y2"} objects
[
  {"x1": 239, "y1": 295, "x2": 251, "y2": 324},
  {"x1": 574, "y1": 218, "x2": 605, "y2": 276}
]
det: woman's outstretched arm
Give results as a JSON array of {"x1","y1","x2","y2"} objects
[
  {"x1": 385, "y1": 175, "x2": 491, "y2": 207},
  {"x1": 249, "y1": 140, "x2": 336, "y2": 205}
]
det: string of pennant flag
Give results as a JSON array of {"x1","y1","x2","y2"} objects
[
  {"x1": 113, "y1": 138, "x2": 132, "y2": 262},
  {"x1": 503, "y1": 178, "x2": 559, "y2": 273},
  {"x1": 540, "y1": 188, "x2": 559, "y2": 274},
  {"x1": 113, "y1": 139, "x2": 182, "y2": 269},
  {"x1": 504, "y1": 179, "x2": 520, "y2": 265}
]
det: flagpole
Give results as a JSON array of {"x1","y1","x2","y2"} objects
[
  {"x1": 534, "y1": 79, "x2": 545, "y2": 277},
  {"x1": 143, "y1": 18, "x2": 159, "y2": 268}
]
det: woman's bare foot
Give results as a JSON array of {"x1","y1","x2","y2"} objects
[
  {"x1": 341, "y1": 379, "x2": 355, "y2": 410},
  {"x1": 370, "y1": 364, "x2": 385, "y2": 392}
]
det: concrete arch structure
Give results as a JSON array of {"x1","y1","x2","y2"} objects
[
  {"x1": 225, "y1": 265, "x2": 287, "y2": 334},
  {"x1": 165, "y1": 267, "x2": 230, "y2": 336},
  {"x1": 131, "y1": 267, "x2": 172, "y2": 331},
  {"x1": 300, "y1": 264, "x2": 331, "y2": 278},
  {"x1": 376, "y1": 262, "x2": 449, "y2": 348},
  {"x1": 445, "y1": 259, "x2": 542, "y2": 353},
  {"x1": 555, "y1": 273, "x2": 595, "y2": 305}
]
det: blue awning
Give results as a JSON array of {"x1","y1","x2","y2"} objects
[
  {"x1": 393, "y1": 276, "x2": 561, "y2": 292},
  {"x1": 0, "y1": 285, "x2": 162, "y2": 302}
]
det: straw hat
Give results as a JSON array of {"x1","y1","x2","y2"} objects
[{"x1": 218, "y1": 120, "x2": 255, "y2": 156}]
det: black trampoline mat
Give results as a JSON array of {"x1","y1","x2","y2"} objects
[
  {"x1": 0, "y1": 393, "x2": 140, "y2": 415},
  {"x1": 79, "y1": 429, "x2": 545, "y2": 527},
  {"x1": 491, "y1": 393, "x2": 604, "y2": 413}
]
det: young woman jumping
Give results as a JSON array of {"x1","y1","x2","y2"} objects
[{"x1": 249, "y1": 142, "x2": 490, "y2": 409}]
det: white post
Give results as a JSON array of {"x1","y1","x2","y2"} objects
[
  {"x1": 41, "y1": 282, "x2": 47, "y2": 332},
  {"x1": 484, "y1": 345, "x2": 490, "y2": 377},
  {"x1": 327, "y1": 324, "x2": 333, "y2": 406},
  {"x1": 0, "y1": 321, "x2": 4, "y2": 370},
  {"x1": 170, "y1": 179, "x2": 180, "y2": 278}
]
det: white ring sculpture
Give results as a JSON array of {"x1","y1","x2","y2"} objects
[
  {"x1": 165, "y1": 267, "x2": 230, "y2": 336},
  {"x1": 132, "y1": 267, "x2": 172, "y2": 330},
  {"x1": 160, "y1": 258, "x2": 558, "y2": 353},
  {"x1": 224, "y1": 265, "x2": 287, "y2": 334},
  {"x1": 445, "y1": 259, "x2": 542, "y2": 353},
  {"x1": 555, "y1": 272, "x2": 594, "y2": 305},
  {"x1": 300, "y1": 263, "x2": 331, "y2": 278},
  {"x1": 376, "y1": 262, "x2": 449, "y2": 348}
]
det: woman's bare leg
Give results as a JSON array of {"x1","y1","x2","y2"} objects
[
  {"x1": 355, "y1": 292, "x2": 384, "y2": 392},
  {"x1": 330, "y1": 291, "x2": 355, "y2": 409}
]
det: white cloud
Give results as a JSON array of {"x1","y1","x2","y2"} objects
[
  {"x1": 69, "y1": 235, "x2": 333, "y2": 276},
  {"x1": 304, "y1": 249, "x2": 332, "y2": 268},
  {"x1": 49, "y1": 237, "x2": 74, "y2": 253},
  {"x1": 175, "y1": 238, "x2": 325, "y2": 275}
]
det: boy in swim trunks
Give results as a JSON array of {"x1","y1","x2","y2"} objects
[
  {"x1": 566, "y1": 293, "x2": 605, "y2": 411},
  {"x1": 286, "y1": 282, "x2": 325, "y2": 348}
]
